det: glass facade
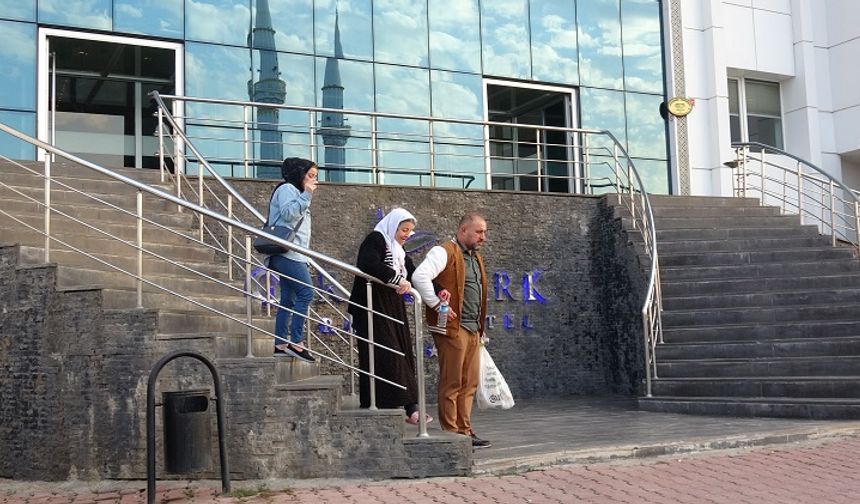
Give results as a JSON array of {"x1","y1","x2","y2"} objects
[{"x1": 0, "y1": 0, "x2": 669, "y2": 192}]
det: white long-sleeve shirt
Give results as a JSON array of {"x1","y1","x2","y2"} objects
[{"x1": 411, "y1": 244, "x2": 449, "y2": 310}]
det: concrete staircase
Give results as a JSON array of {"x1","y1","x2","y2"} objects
[
  {"x1": 621, "y1": 195, "x2": 860, "y2": 419},
  {"x1": 0, "y1": 160, "x2": 469, "y2": 480}
]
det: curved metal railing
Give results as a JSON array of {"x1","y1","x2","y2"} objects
[
  {"x1": 0, "y1": 121, "x2": 433, "y2": 436},
  {"x1": 730, "y1": 142, "x2": 860, "y2": 254},
  {"x1": 150, "y1": 92, "x2": 663, "y2": 397}
]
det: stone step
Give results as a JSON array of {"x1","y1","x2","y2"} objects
[
  {"x1": 632, "y1": 195, "x2": 763, "y2": 208},
  {"x1": 156, "y1": 331, "x2": 272, "y2": 359},
  {"x1": 663, "y1": 303, "x2": 860, "y2": 326},
  {"x1": 661, "y1": 273, "x2": 860, "y2": 297},
  {"x1": 655, "y1": 336, "x2": 860, "y2": 360},
  {"x1": 654, "y1": 226, "x2": 821, "y2": 241},
  {"x1": 656, "y1": 356, "x2": 860, "y2": 378},
  {"x1": 0, "y1": 160, "x2": 167, "y2": 184},
  {"x1": 154, "y1": 308, "x2": 275, "y2": 334},
  {"x1": 663, "y1": 287, "x2": 860, "y2": 311},
  {"x1": 0, "y1": 170, "x2": 172, "y2": 195},
  {"x1": 660, "y1": 259, "x2": 860, "y2": 281},
  {"x1": 638, "y1": 396, "x2": 860, "y2": 419},
  {"x1": 659, "y1": 247, "x2": 854, "y2": 267},
  {"x1": 662, "y1": 319, "x2": 860, "y2": 343},
  {"x1": 620, "y1": 205, "x2": 781, "y2": 219},
  {"x1": 97, "y1": 287, "x2": 250, "y2": 314},
  {"x1": 1, "y1": 183, "x2": 179, "y2": 213},
  {"x1": 625, "y1": 215, "x2": 801, "y2": 230},
  {"x1": 0, "y1": 195, "x2": 195, "y2": 228},
  {"x1": 16, "y1": 244, "x2": 228, "y2": 280},
  {"x1": 54, "y1": 264, "x2": 241, "y2": 297},
  {"x1": 0, "y1": 210, "x2": 198, "y2": 244},
  {"x1": 637, "y1": 236, "x2": 832, "y2": 253},
  {"x1": 0, "y1": 228, "x2": 217, "y2": 262},
  {"x1": 650, "y1": 376, "x2": 860, "y2": 399}
]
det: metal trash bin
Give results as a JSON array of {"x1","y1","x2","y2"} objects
[{"x1": 162, "y1": 389, "x2": 212, "y2": 473}]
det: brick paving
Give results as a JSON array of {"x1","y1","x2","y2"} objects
[{"x1": 3, "y1": 435, "x2": 860, "y2": 503}]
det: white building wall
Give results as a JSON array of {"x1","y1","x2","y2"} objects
[{"x1": 677, "y1": 0, "x2": 860, "y2": 196}]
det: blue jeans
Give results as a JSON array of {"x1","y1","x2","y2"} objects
[{"x1": 269, "y1": 255, "x2": 313, "y2": 346}]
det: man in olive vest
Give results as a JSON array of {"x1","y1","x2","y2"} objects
[{"x1": 412, "y1": 212, "x2": 490, "y2": 448}]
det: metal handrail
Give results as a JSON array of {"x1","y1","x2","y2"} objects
[
  {"x1": 0, "y1": 121, "x2": 433, "y2": 436},
  {"x1": 730, "y1": 142, "x2": 860, "y2": 252},
  {"x1": 151, "y1": 91, "x2": 663, "y2": 399}
]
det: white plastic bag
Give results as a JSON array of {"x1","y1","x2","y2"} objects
[{"x1": 476, "y1": 345, "x2": 515, "y2": 409}]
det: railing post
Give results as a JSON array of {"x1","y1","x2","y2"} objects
[
  {"x1": 243, "y1": 105, "x2": 250, "y2": 178},
  {"x1": 43, "y1": 153, "x2": 51, "y2": 263},
  {"x1": 198, "y1": 163, "x2": 204, "y2": 241},
  {"x1": 366, "y1": 281, "x2": 377, "y2": 410},
  {"x1": 796, "y1": 160, "x2": 804, "y2": 224},
  {"x1": 371, "y1": 116, "x2": 379, "y2": 185},
  {"x1": 411, "y1": 290, "x2": 428, "y2": 437},
  {"x1": 265, "y1": 272, "x2": 272, "y2": 317},
  {"x1": 613, "y1": 144, "x2": 621, "y2": 204},
  {"x1": 157, "y1": 108, "x2": 166, "y2": 183},
  {"x1": 348, "y1": 313, "x2": 356, "y2": 397},
  {"x1": 227, "y1": 196, "x2": 234, "y2": 281},
  {"x1": 759, "y1": 148, "x2": 766, "y2": 205},
  {"x1": 855, "y1": 201, "x2": 860, "y2": 257},
  {"x1": 583, "y1": 134, "x2": 591, "y2": 194},
  {"x1": 535, "y1": 129, "x2": 543, "y2": 193},
  {"x1": 830, "y1": 180, "x2": 836, "y2": 246},
  {"x1": 245, "y1": 235, "x2": 254, "y2": 358},
  {"x1": 627, "y1": 162, "x2": 636, "y2": 226},
  {"x1": 428, "y1": 120, "x2": 436, "y2": 188},
  {"x1": 642, "y1": 309, "x2": 652, "y2": 398},
  {"x1": 741, "y1": 146, "x2": 749, "y2": 198},
  {"x1": 309, "y1": 111, "x2": 317, "y2": 163},
  {"x1": 136, "y1": 190, "x2": 144, "y2": 308}
]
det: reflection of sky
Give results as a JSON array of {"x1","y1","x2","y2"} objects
[
  {"x1": 38, "y1": 0, "x2": 111, "y2": 30},
  {"x1": 251, "y1": 50, "x2": 316, "y2": 106},
  {"x1": 577, "y1": 0, "x2": 623, "y2": 89},
  {"x1": 0, "y1": 0, "x2": 36, "y2": 21},
  {"x1": 625, "y1": 92, "x2": 666, "y2": 159},
  {"x1": 630, "y1": 158, "x2": 669, "y2": 194},
  {"x1": 374, "y1": 0, "x2": 428, "y2": 67},
  {"x1": 428, "y1": 0, "x2": 480, "y2": 73},
  {"x1": 0, "y1": 110, "x2": 36, "y2": 160},
  {"x1": 0, "y1": 21, "x2": 36, "y2": 109},
  {"x1": 481, "y1": 0, "x2": 530, "y2": 79},
  {"x1": 315, "y1": 0, "x2": 372, "y2": 59},
  {"x1": 580, "y1": 87, "x2": 626, "y2": 152},
  {"x1": 267, "y1": 0, "x2": 313, "y2": 53},
  {"x1": 530, "y1": 0, "x2": 578, "y2": 85},
  {"x1": 186, "y1": 0, "x2": 250, "y2": 46},
  {"x1": 185, "y1": 42, "x2": 250, "y2": 122},
  {"x1": 622, "y1": 0, "x2": 663, "y2": 93},
  {"x1": 314, "y1": 56, "x2": 374, "y2": 131},
  {"x1": 375, "y1": 64, "x2": 430, "y2": 116},
  {"x1": 115, "y1": 0, "x2": 183, "y2": 39}
]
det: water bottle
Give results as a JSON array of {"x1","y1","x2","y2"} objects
[{"x1": 437, "y1": 302, "x2": 449, "y2": 330}]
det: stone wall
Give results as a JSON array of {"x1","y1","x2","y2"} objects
[{"x1": 219, "y1": 181, "x2": 647, "y2": 398}]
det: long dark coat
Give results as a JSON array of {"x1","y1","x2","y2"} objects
[{"x1": 348, "y1": 231, "x2": 418, "y2": 410}]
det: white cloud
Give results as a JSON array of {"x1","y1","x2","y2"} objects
[{"x1": 115, "y1": 3, "x2": 143, "y2": 18}]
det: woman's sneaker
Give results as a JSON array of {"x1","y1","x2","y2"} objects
[{"x1": 285, "y1": 344, "x2": 315, "y2": 363}]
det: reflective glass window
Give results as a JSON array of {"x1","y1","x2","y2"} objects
[
  {"x1": 266, "y1": 0, "x2": 314, "y2": 54},
  {"x1": 745, "y1": 79, "x2": 783, "y2": 149},
  {"x1": 0, "y1": 20, "x2": 36, "y2": 111},
  {"x1": 430, "y1": 70, "x2": 484, "y2": 189},
  {"x1": 315, "y1": 0, "x2": 372, "y2": 60},
  {"x1": 38, "y1": 0, "x2": 111, "y2": 30},
  {"x1": 0, "y1": 110, "x2": 36, "y2": 160},
  {"x1": 374, "y1": 0, "x2": 428, "y2": 67},
  {"x1": 375, "y1": 64, "x2": 430, "y2": 186},
  {"x1": 0, "y1": 0, "x2": 35, "y2": 22},
  {"x1": 428, "y1": 0, "x2": 480, "y2": 73},
  {"x1": 580, "y1": 88, "x2": 625, "y2": 190},
  {"x1": 481, "y1": 0, "x2": 530, "y2": 80},
  {"x1": 250, "y1": 50, "x2": 315, "y2": 107},
  {"x1": 621, "y1": 0, "x2": 663, "y2": 93},
  {"x1": 625, "y1": 92, "x2": 666, "y2": 160},
  {"x1": 185, "y1": 0, "x2": 250, "y2": 46},
  {"x1": 577, "y1": 0, "x2": 623, "y2": 90},
  {"x1": 728, "y1": 78, "x2": 741, "y2": 143},
  {"x1": 375, "y1": 64, "x2": 430, "y2": 116},
  {"x1": 115, "y1": 0, "x2": 183, "y2": 39},
  {"x1": 530, "y1": 0, "x2": 578, "y2": 85},
  {"x1": 314, "y1": 57, "x2": 374, "y2": 183},
  {"x1": 630, "y1": 158, "x2": 669, "y2": 194}
]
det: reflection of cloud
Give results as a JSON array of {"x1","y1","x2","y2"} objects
[
  {"x1": 186, "y1": 0, "x2": 250, "y2": 45},
  {"x1": 429, "y1": 0, "x2": 479, "y2": 28},
  {"x1": 482, "y1": 0, "x2": 530, "y2": 78},
  {"x1": 625, "y1": 93, "x2": 665, "y2": 159},
  {"x1": 269, "y1": 0, "x2": 313, "y2": 53},
  {"x1": 186, "y1": 44, "x2": 249, "y2": 100},
  {"x1": 0, "y1": 22, "x2": 34, "y2": 64},
  {"x1": 375, "y1": 64, "x2": 429, "y2": 116},
  {"x1": 374, "y1": 0, "x2": 427, "y2": 66},
  {"x1": 428, "y1": 0, "x2": 481, "y2": 72},
  {"x1": 115, "y1": 3, "x2": 143, "y2": 18},
  {"x1": 532, "y1": 44, "x2": 577, "y2": 84},
  {"x1": 38, "y1": 0, "x2": 110, "y2": 29},
  {"x1": 578, "y1": 57, "x2": 623, "y2": 89},
  {"x1": 430, "y1": 72, "x2": 481, "y2": 121},
  {"x1": 315, "y1": 0, "x2": 373, "y2": 59}
]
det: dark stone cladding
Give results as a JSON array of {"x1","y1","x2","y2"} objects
[
  {"x1": 217, "y1": 181, "x2": 647, "y2": 399},
  {"x1": 0, "y1": 180, "x2": 646, "y2": 481}
]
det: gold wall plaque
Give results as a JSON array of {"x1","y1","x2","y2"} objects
[{"x1": 666, "y1": 97, "x2": 694, "y2": 117}]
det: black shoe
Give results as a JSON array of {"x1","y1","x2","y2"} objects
[
  {"x1": 470, "y1": 433, "x2": 491, "y2": 448},
  {"x1": 273, "y1": 345, "x2": 289, "y2": 357},
  {"x1": 285, "y1": 344, "x2": 316, "y2": 363}
]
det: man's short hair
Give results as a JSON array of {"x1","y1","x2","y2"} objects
[{"x1": 458, "y1": 212, "x2": 485, "y2": 228}]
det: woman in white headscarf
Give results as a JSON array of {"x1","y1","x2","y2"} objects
[{"x1": 348, "y1": 208, "x2": 432, "y2": 424}]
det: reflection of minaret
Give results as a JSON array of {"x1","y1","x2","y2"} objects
[
  {"x1": 320, "y1": 10, "x2": 351, "y2": 182},
  {"x1": 248, "y1": 0, "x2": 286, "y2": 179}
]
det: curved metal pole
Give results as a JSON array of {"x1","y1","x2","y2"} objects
[
  {"x1": 411, "y1": 289, "x2": 429, "y2": 437},
  {"x1": 146, "y1": 350, "x2": 230, "y2": 504}
]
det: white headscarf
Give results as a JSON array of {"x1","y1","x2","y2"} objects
[{"x1": 373, "y1": 208, "x2": 416, "y2": 277}]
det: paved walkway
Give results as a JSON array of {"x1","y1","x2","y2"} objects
[{"x1": 2, "y1": 434, "x2": 859, "y2": 503}]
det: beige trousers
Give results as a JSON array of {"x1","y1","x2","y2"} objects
[{"x1": 433, "y1": 326, "x2": 480, "y2": 435}]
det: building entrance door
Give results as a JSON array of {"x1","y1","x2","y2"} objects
[
  {"x1": 484, "y1": 80, "x2": 579, "y2": 193},
  {"x1": 38, "y1": 29, "x2": 182, "y2": 169}
]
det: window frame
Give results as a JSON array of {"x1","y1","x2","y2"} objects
[{"x1": 727, "y1": 76, "x2": 785, "y2": 150}]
